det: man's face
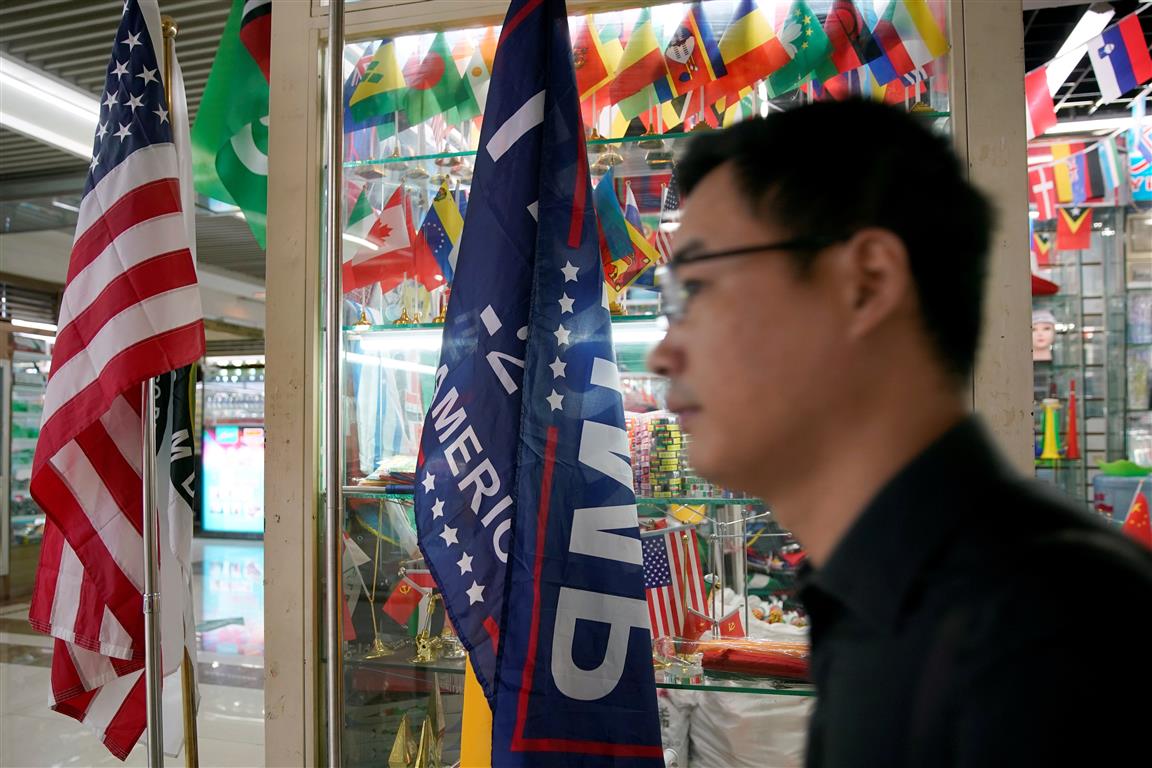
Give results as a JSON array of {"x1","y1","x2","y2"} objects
[{"x1": 647, "y1": 164, "x2": 847, "y2": 496}]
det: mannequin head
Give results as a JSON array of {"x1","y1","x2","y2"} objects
[{"x1": 1032, "y1": 309, "x2": 1057, "y2": 362}]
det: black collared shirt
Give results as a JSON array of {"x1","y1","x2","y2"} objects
[{"x1": 799, "y1": 418, "x2": 1152, "y2": 767}]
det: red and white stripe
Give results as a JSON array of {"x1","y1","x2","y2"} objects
[
  {"x1": 27, "y1": 84, "x2": 203, "y2": 765},
  {"x1": 647, "y1": 529, "x2": 705, "y2": 638}
]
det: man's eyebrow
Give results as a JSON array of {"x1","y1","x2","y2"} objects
[{"x1": 671, "y1": 239, "x2": 705, "y2": 265}]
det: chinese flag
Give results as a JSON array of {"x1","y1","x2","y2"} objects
[
  {"x1": 717, "y1": 607, "x2": 746, "y2": 638},
  {"x1": 683, "y1": 608, "x2": 713, "y2": 641},
  {"x1": 1056, "y1": 207, "x2": 1092, "y2": 250},
  {"x1": 1121, "y1": 491, "x2": 1152, "y2": 549},
  {"x1": 382, "y1": 575, "x2": 430, "y2": 625}
]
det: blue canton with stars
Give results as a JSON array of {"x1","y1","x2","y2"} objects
[
  {"x1": 86, "y1": 0, "x2": 172, "y2": 195},
  {"x1": 415, "y1": 0, "x2": 660, "y2": 764}
]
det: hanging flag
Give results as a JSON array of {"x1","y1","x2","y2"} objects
[
  {"x1": 237, "y1": 0, "x2": 271, "y2": 80},
  {"x1": 654, "y1": 3, "x2": 728, "y2": 101},
  {"x1": 572, "y1": 15, "x2": 622, "y2": 101},
  {"x1": 404, "y1": 32, "x2": 479, "y2": 124},
  {"x1": 1056, "y1": 207, "x2": 1093, "y2": 250},
  {"x1": 342, "y1": 186, "x2": 421, "y2": 292},
  {"x1": 1051, "y1": 143, "x2": 1078, "y2": 203},
  {"x1": 1025, "y1": 66, "x2": 1057, "y2": 140},
  {"x1": 651, "y1": 169, "x2": 680, "y2": 265},
  {"x1": 1032, "y1": 231, "x2": 1053, "y2": 269},
  {"x1": 703, "y1": 0, "x2": 785, "y2": 108},
  {"x1": 682, "y1": 606, "x2": 713, "y2": 641},
  {"x1": 26, "y1": 0, "x2": 204, "y2": 759},
  {"x1": 870, "y1": 0, "x2": 949, "y2": 80},
  {"x1": 1086, "y1": 13, "x2": 1152, "y2": 103},
  {"x1": 348, "y1": 38, "x2": 407, "y2": 130},
  {"x1": 765, "y1": 1, "x2": 833, "y2": 97},
  {"x1": 414, "y1": 181, "x2": 465, "y2": 283},
  {"x1": 414, "y1": 0, "x2": 662, "y2": 762},
  {"x1": 1121, "y1": 488, "x2": 1152, "y2": 549},
  {"x1": 1096, "y1": 136, "x2": 1121, "y2": 192},
  {"x1": 610, "y1": 8, "x2": 670, "y2": 121},
  {"x1": 642, "y1": 527, "x2": 706, "y2": 639},
  {"x1": 191, "y1": 0, "x2": 270, "y2": 248}
]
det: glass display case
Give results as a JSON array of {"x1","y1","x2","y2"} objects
[
  {"x1": 262, "y1": 1, "x2": 1032, "y2": 765},
  {"x1": 322, "y1": 2, "x2": 953, "y2": 765}
]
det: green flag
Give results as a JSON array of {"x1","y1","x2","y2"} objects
[
  {"x1": 766, "y1": 1, "x2": 832, "y2": 97},
  {"x1": 191, "y1": 0, "x2": 270, "y2": 248},
  {"x1": 404, "y1": 32, "x2": 479, "y2": 125}
]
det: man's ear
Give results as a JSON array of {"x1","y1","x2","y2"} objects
[{"x1": 835, "y1": 227, "x2": 912, "y2": 339}]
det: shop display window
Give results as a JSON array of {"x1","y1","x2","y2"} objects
[{"x1": 325, "y1": 1, "x2": 953, "y2": 763}]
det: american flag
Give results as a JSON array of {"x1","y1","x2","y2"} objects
[
  {"x1": 652, "y1": 168, "x2": 680, "y2": 265},
  {"x1": 642, "y1": 527, "x2": 706, "y2": 638},
  {"x1": 26, "y1": 0, "x2": 204, "y2": 759}
]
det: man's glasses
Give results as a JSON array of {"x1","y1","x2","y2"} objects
[{"x1": 656, "y1": 238, "x2": 838, "y2": 322}]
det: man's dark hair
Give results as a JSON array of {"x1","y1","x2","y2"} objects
[{"x1": 677, "y1": 99, "x2": 994, "y2": 381}]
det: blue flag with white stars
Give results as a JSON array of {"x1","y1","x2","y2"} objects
[{"x1": 414, "y1": 0, "x2": 662, "y2": 763}]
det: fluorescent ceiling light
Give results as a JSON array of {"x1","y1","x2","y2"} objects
[
  {"x1": 1045, "y1": 3, "x2": 1115, "y2": 95},
  {"x1": 13, "y1": 332, "x2": 56, "y2": 345},
  {"x1": 356, "y1": 318, "x2": 668, "y2": 352},
  {"x1": 51, "y1": 200, "x2": 80, "y2": 213},
  {"x1": 1047, "y1": 117, "x2": 1133, "y2": 134},
  {"x1": 11, "y1": 318, "x2": 58, "y2": 332},
  {"x1": 0, "y1": 52, "x2": 99, "y2": 159}
]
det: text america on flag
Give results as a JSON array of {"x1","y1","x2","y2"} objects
[
  {"x1": 415, "y1": 0, "x2": 662, "y2": 764},
  {"x1": 26, "y1": 0, "x2": 204, "y2": 759}
]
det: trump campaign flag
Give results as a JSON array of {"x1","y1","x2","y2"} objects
[
  {"x1": 414, "y1": 0, "x2": 662, "y2": 763},
  {"x1": 26, "y1": 0, "x2": 204, "y2": 759}
]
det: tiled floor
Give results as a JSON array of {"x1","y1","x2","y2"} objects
[{"x1": 0, "y1": 538, "x2": 265, "y2": 767}]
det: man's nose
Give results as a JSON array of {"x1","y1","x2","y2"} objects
[{"x1": 646, "y1": 332, "x2": 680, "y2": 378}]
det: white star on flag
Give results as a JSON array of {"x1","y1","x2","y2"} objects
[
  {"x1": 153, "y1": 106, "x2": 168, "y2": 124},
  {"x1": 122, "y1": 30, "x2": 141, "y2": 49},
  {"x1": 89, "y1": 154, "x2": 99, "y2": 171},
  {"x1": 111, "y1": 60, "x2": 129, "y2": 78},
  {"x1": 137, "y1": 66, "x2": 158, "y2": 85},
  {"x1": 466, "y1": 581, "x2": 485, "y2": 605},
  {"x1": 422, "y1": 472, "x2": 436, "y2": 492},
  {"x1": 549, "y1": 357, "x2": 566, "y2": 378},
  {"x1": 96, "y1": 122, "x2": 109, "y2": 140},
  {"x1": 457, "y1": 552, "x2": 473, "y2": 575},
  {"x1": 440, "y1": 525, "x2": 458, "y2": 546},
  {"x1": 554, "y1": 324, "x2": 571, "y2": 346},
  {"x1": 114, "y1": 123, "x2": 132, "y2": 141},
  {"x1": 103, "y1": 91, "x2": 118, "y2": 109},
  {"x1": 126, "y1": 92, "x2": 144, "y2": 111},
  {"x1": 558, "y1": 293, "x2": 575, "y2": 313},
  {"x1": 431, "y1": 499, "x2": 445, "y2": 519},
  {"x1": 546, "y1": 390, "x2": 564, "y2": 411},
  {"x1": 561, "y1": 261, "x2": 579, "y2": 282}
]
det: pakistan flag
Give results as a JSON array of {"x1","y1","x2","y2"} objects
[{"x1": 191, "y1": 0, "x2": 270, "y2": 248}]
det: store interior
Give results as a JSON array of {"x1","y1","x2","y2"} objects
[{"x1": 1, "y1": 1, "x2": 1150, "y2": 766}]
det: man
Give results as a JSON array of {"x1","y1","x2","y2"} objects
[{"x1": 647, "y1": 100, "x2": 1152, "y2": 766}]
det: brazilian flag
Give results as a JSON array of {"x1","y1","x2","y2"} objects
[{"x1": 191, "y1": 0, "x2": 270, "y2": 248}]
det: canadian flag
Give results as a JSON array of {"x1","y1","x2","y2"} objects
[{"x1": 342, "y1": 186, "x2": 414, "y2": 292}]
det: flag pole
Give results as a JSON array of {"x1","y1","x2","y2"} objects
[
  {"x1": 159, "y1": 17, "x2": 201, "y2": 767},
  {"x1": 141, "y1": 374, "x2": 164, "y2": 768},
  {"x1": 324, "y1": 1, "x2": 347, "y2": 767}
]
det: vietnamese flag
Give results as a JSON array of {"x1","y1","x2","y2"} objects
[
  {"x1": 1121, "y1": 490, "x2": 1152, "y2": 549},
  {"x1": 1056, "y1": 207, "x2": 1093, "y2": 250}
]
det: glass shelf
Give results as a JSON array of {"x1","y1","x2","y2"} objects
[
  {"x1": 345, "y1": 649, "x2": 814, "y2": 697},
  {"x1": 342, "y1": 486, "x2": 759, "y2": 507},
  {"x1": 343, "y1": 314, "x2": 664, "y2": 333},
  {"x1": 343, "y1": 113, "x2": 951, "y2": 171}
]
